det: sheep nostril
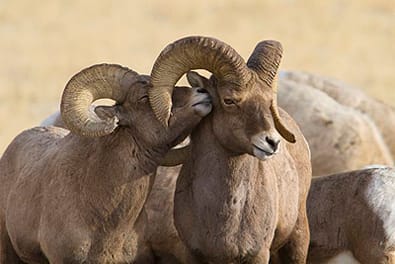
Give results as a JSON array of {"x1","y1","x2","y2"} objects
[{"x1": 266, "y1": 136, "x2": 280, "y2": 152}]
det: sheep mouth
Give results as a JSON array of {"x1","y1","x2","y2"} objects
[
  {"x1": 192, "y1": 99, "x2": 211, "y2": 107},
  {"x1": 252, "y1": 144, "x2": 275, "y2": 156}
]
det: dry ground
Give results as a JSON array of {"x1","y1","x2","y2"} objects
[{"x1": 0, "y1": 0, "x2": 394, "y2": 153}]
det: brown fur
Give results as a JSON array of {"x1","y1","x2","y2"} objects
[
  {"x1": 307, "y1": 167, "x2": 395, "y2": 264},
  {"x1": 172, "y1": 72, "x2": 312, "y2": 263},
  {"x1": 0, "y1": 75, "x2": 211, "y2": 263}
]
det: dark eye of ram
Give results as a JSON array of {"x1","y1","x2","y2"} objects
[
  {"x1": 138, "y1": 79, "x2": 149, "y2": 85},
  {"x1": 139, "y1": 95, "x2": 149, "y2": 102}
]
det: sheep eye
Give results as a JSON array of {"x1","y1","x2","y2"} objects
[
  {"x1": 139, "y1": 95, "x2": 149, "y2": 102},
  {"x1": 224, "y1": 98, "x2": 235, "y2": 105},
  {"x1": 138, "y1": 80, "x2": 149, "y2": 85}
]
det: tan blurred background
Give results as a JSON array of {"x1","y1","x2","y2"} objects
[{"x1": 0, "y1": 0, "x2": 394, "y2": 154}]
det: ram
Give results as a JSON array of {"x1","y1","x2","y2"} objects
[
  {"x1": 148, "y1": 36, "x2": 312, "y2": 263},
  {"x1": 279, "y1": 71, "x2": 395, "y2": 175},
  {"x1": 0, "y1": 63, "x2": 212, "y2": 263},
  {"x1": 307, "y1": 167, "x2": 395, "y2": 264},
  {"x1": 40, "y1": 114, "x2": 191, "y2": 263}
]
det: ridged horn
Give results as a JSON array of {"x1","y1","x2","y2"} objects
[
  {"x1": 247, "y1": 41, "x2": 296, "y2": 143},
  {"x1": 160, "y1": 145, "x2": 191, "y2": 166},
  {"x1": 61, "y1": 63, "x2": 138, "y2": 137},
  {"x1": 149, "y1": 36, "x2": 251, "y2": 126}
]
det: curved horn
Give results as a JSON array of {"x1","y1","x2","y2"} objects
[
  {"x1": 160, "y1": 145, "x2": 191, "y2": 166},
  {"x1": 149, "y1": 36, "x2": 251, "y2": 126},
  {"x1": 247, "y1": 41, "x2": 296, "y2": 143},
  {"x1": 61, "y1": 63, "x2": 138, "y2": 137}
]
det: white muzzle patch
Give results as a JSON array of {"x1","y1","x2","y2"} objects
[{"x1": 251, "y1": 132, "x2": 281, "y2": 161}]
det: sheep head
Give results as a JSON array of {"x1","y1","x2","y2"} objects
[
  {"x1": 148, "y1": 36, "x2": 295, "y2": 160},
  {"x1": 61, "y1": 63, "x2": 211, "y2": 147}
]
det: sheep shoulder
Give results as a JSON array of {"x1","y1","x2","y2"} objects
[{"x1": 0, "y1": 126, "x2": 69, "y2": 190}]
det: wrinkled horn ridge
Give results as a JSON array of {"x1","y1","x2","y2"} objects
[
  {"x1": 61, "y1": 63, "x2": 138, "y2": 137},
  {"x1": 149, "y1": 36, "x2": 251, "y2": 126},
  {"x1": 247, "y1": 41, "x2": 296, "y2": 143},
  {"x1": 247, "y1": 40, "x2": 283, "y2": 87}
]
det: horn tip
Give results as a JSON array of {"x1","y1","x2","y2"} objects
[
  {"x1": 279, "y1": 126, "x2": 296, "y2": 144},
  {"x1": 148, "y1": 88, "x2": 172, "y2": 127},
  {"x1": 286, "y1": 133, "x2": 296, "y2": 143}
]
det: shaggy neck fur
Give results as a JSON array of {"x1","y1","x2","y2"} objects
[{"x1": 54, "y1": 127, "x2": 169, "y2": 231}]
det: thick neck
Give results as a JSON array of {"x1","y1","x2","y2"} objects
[
  {"x1": 178, "y1": 117, "x2": 278, "y2": 260},
  {"x1": 64, "y1": 127, "x2": 169, "y2": 229},
  {"x1": 188, "y1": 117, "x2": 263, "y2": 208},
  {"x1": 190, "y1": 116, "x2": 257, "y2": 173},
  {"x1": 69, "y1": 127, "x2": 169, "y2": 175}
]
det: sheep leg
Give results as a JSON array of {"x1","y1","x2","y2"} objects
[{"x1": 274, "y1": 207, "x2": 310, "y2": 263}]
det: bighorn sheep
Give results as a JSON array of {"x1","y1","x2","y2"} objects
[
  {"x1": 307, "y1": 167, "x2": 395, "y2": 264},
  {"x1": 279, "y1": 71, "x2": 395, "y2": 175},
  {"x1": 282, "y1": 71, "x2": 395, "y2": 158},
  {"x1": 0, "y1": 63, "x2": 212, "y2": 263},
  {"x1": 40, "y1": 118, "x2": 190, "y2": 263},
  {"x1": 39, "y1": 113, "x2": 191, "y2": 263},
  {"x1": 147, "y1": 36, "x2": 312, "y2": 263},
  {"x1": 277, "y1": 74, "x2": 393, "y2": 176}
]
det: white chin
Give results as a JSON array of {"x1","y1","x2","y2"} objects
[
  {"x1": 253, "y1": 147, "x2": 273, "y2": 161},
  {"x1": 193, "y1": 103, "x2": 212, "y2": 117}
]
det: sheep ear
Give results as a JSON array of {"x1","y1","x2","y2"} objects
[
  {"x1": 94, "y1": 105, "x2": 128, "y2": 127},
  {"x1": 187, "y1": 71, "x2": 208, "y2": 88},
  {"x1": 94, "y1": 106, "x2": 117, "y2": 119}
]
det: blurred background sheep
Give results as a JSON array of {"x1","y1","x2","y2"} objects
[
  {"x1": 0, "y1": 0, "x2": 394, "y2": 154},
  {"x1": 278, "y1": 72, "x2": 395, "y2": 176}
]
